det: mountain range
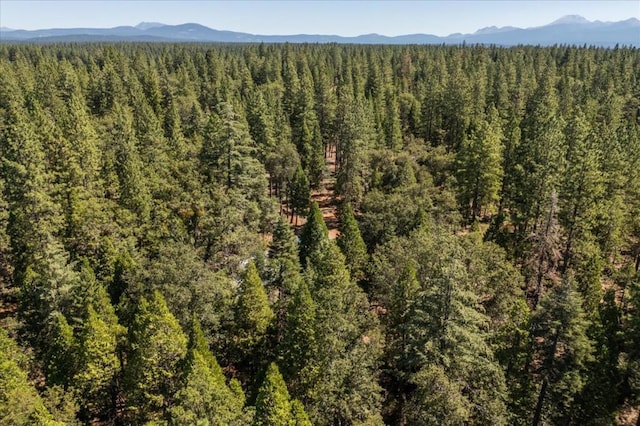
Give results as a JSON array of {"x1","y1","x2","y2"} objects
[{"x1": 1, "y1": 15, "x2": 638, "y2": 46}]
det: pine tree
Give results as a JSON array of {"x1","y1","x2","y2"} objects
[
  {"x1": 253, "y1": 363, "x2": 294, "y2": 426},
  {"x1": 110, "y1": 103, "x2": 151, "y2": 221},
  {"x1": 291, "y1": 399, "x2": 312, "y2": 426},
  {"x1": 232, "y1": 261, "x2": 275, "y2": 379},
  {"x1": 307, "y1": 124, "x2": 326, "y2": 190},
  {"x1": 200, "y1": 102, "x2": 266, "y2": 197},
  {"x1": 624, "y1": 272, "x2": 640, "y2": 418},
  {"x1": 559, "y1": 109, "x2": 604, "y2": 271},
  {"x1": 0, "y1": 178, "x2": 11, "y2": 287},
  {"x1": 44, "y1": 312, "x2": 76, "y2": 388},
  {"x1": 511, "y1": 67, "x2": 564, "y2": 240},
  {"x1": 383, "y1": 90, "x2": 403, "y2": 150},
  {"x1": 403, "y1": 364, "x2": 470, "y2": 425},
  {"x1": 372, "y1": 228, "x2": 509, "y2": 424},
  {"x1": 1, "y1": 93, "x2": 62, "y2": 285},
  {"x1": 18, "y1": 238, "x2": 80, "y2": 371},
  {"x1": 337, "y1": 202, "x2": 368, "y2": 282},
  {"x1": 298, "y1": 202, "x2": 329, "y2": 266},
  {"x1": 123, "y1": 291, "x2": 188, "y2": 422},
  {"x1": 279, "y1": 280, "x2": 317, "y2": 396},
  {"x1": 234, "y1": 261, "x2": 275, "y2": 348},
  {"x1": 531, "y1": 278, "x2": 594, "y2": 426},
  {"x1": 525, "y1": 191, "x2": 563, "y2": 309},
  {"x1": 289, "y1": 166, "x2": 310, "y2": 226},
  {"x1": 387, "y1": 261, "x2": 420, "y2": 367},
  {"x1": 265, "y1": 141, "x2": 301, "y2": 205},
  {"x1": 404, "y1": 235, "x2": 509, "y2": 425},
  {"x1": 0, "y1": 328, "x2": 61, "y2": 426},
  {"x1": 268, "y1": 216, "x2": 304, "y2": 340},
  {"x1": 456, "y1": 108, "x2": 504, "y2": 221},
  {"x1": 74, "y1": 305, "x2": 122, "y2": 421},
  {"x1": 170, "y1": 319, "x2": 246, "y2": 425},
  {"x1": 306, "y1": 242, "x2": 383, "y2": 424},
  {"x1": 335, "y1": 96, "x2": 373, "y2": 205},
  {"x1": 269, "y1": 216, "x2": 299, "y2": 266},
  {"x1": 246, "y1": 89, "x2": 276, "y2": 157}
]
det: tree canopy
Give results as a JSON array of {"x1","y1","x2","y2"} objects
[{"x1": 0, "y1": 42, "x2": 638, "y2": 425}]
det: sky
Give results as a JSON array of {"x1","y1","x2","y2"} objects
[{"x1": 1, "y1": 0, "x2": 639, "y2": 36}]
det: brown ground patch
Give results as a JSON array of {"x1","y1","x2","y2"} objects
[
  {"x1": 616, "y1": 403, "x2": 639, "y2": 426},
  {"x1": 283, "y1": 146, "x2": 340, "y2": 240}
]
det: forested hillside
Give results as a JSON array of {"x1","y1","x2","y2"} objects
[{"x1": 0, "y1": 42, "x2": 639, "y2": 425}]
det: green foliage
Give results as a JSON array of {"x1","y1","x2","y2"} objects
[
  {"x1": 234, "y1": 261, "x2": 275, "y2": 348},
  {"x1": 123, "y1": 291, "x2": 188, "y2": 422},
  {"x1": 44, "y1": 312, "x2": 76, "y2": 388},
  {"x1": 290, "y1": 399, "x2": 312, "y2": 426},
  {"x1": 109, "y1": 103, "x2": 151, "y2": 220},
  {"x1": 337, "y1": 202, "x2": 368, "y2": 282},
  {"x1": 288, "y1": 166, "x2": 310, "y2": 225},
  {"x1": 0, "y1": 42, "x2": 638, "y2": 425},
  {"x1": 17, "y1": 238, "x2": 80, "y2": 369},
  {"x1": 305, "y1": 243, "x2": 383, "y2": 424},
  {"x1": 278, "y1": 280, "x2": 317, "y2": 396},
  {"x1": 403, "y1": 365, "x2": 470, "y2": 425},
  {"x1": 298, "y1": 202, "x2": 329, "y2": 266},
  {"x1": 74, "y1": 305, "x2": 122, "y2": 420},
  {"x1": 253, "y1": 363, "x2": 294, "y2": 426},
  {"x1": 456, "y1": 107, "x2": 504, "y2": 220},
  {"x1": 170, "y1": 347, "x2": 245, "y2": 425},
  {"x1": 371, "y1": 228, "x2": 510, "y2": 424},
  {"x1": 269, "y1": 216, "x2": 299, "y2": 267},
  {"x1": 134, "y1": 242, "x2": 235, "y2": 340},
  {"x1": 0, "y1": 328, "x2": 62, "y2": 425},
  {"x1": 230, "y1": 260, "x2": 275, "y2": 383},
  {"x1": 530, "y1": 278, "x2": 594, "y2": 425}
]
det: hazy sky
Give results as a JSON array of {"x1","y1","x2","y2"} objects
[{"x1": 2, "y1": 1, "x2": 639, "y2": 36}]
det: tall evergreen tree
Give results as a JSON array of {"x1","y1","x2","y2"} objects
[
  {"x1": 559, "y1": 109, "x2": 604, "y2": 271},
  {"x1": 456, "y1": 108, "x2": 504, "y2": 221},
  {"x1": 525, "y1": 191, "x2": 563, "y2": 309},
  {"x1": 200, "y1": 102, "x2": 267, "y2": 199},
  {"x1": 123, "y1": 291, "x2": 188, "y2": 422},
  {"x1": 511, "y1": 67, "x2": 564, "y2": 240},
  {"x1": 269, "y1": 216, "x2": 299, "y2": 267},
  {"x1": 233, "y1": 261, "x2": 275, "y2": 349},
  {"x1": 306, "y1": 243, "x2": 383, "y2": 425},
  {"x1": 298, "y1": 202, "x2": 329, "y2": 266},
  {"x1": 278, "y1": 280, "x2": 317, "y2": 397},
  {"x1": 253, "y1": 363, "x2": 296, "y2": 426},
  {"x1": 337, "y1": 202, "x2": 368, "y2": 282},
  {"x1": 530, "y1": 278, "x2": 594, "y2": 426},
  {"x1": 170, "y1": 318, "x2": 246, "y2": 425},
  {"x1": 74, "y1": 305, "x2": 122, "y2": 421},
  {"x1": 0, "y1": 328, "x2": 62, "y2": 426},
  {"x1": 291, "y1": 399, "x2": 313, "y2": 426},
  {"x1": 232, "y1": 261, "x2": 275, "y2": 380},
  {"x1": 288, "y1": 166, "x2": 310, "y2": 226},
  {"x1": 110, "y1": 104, "x2": 151, "y2": 221},
  {"x1": 1, "y1": 93, "x2": 61, "y2": 284}
]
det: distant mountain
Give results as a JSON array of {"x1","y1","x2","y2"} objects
[
  {"x1": 474, "y1": 26, "x2": 519, "y2": 35},
  {"x1": 135, "y1": 22, "x2": 166, "y2": 30},
  {"x1": 549, "y1": 15, "x2": 592, "y2": 25},
  {"x1": 1, "y1": 15, "x2": 638, "y2": 46}
]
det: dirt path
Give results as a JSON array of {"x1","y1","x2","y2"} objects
[
  {"x1": 283, "y1": 146, "x2": 340, "y2": 240},
  {"x1": 312, "y1": 146, "x2": 339, "y2": 240}
]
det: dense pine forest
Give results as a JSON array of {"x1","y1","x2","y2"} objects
[{"x1": 0, "y1": 42, "x2": 639, "y2": 425}]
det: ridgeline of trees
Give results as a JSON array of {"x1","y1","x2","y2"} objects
[{"x1": 0, "y1": 42, "x2": 639, "y2": 425}]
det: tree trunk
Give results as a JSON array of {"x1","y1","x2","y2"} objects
[
  {"x1": 532, "y1": 379, "x2": 548, "y2": 426},
  {"x1": 533, "y1": 328, "x2": 561, "y2": 426}
]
